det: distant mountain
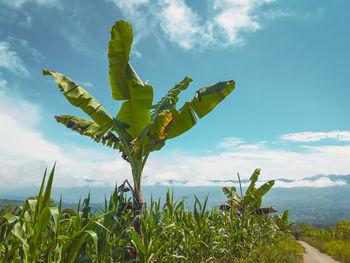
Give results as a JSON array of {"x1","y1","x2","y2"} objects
[
  {"x1": 275, "y1": 178, "x2": 294, "y2": 183},
  {"x1": 306, "y1": 174, "x2": 350, "y2": 184},
  {"x1": 208, "y1": 179, "x2": 251, "y2": 184},
  {"x1": 1, "y1": 174, "x2": 349, "y2": 225}
]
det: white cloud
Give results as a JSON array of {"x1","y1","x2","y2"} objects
[
  {"x1": 107, "y1": 0, "x2": 277, "y2": 50},
  {"x1": 217, "y1": 137, "x2": 267, "y2": 150},
  {"x1": 19, "y1": 14, "x2": 32, "y2": 28},
  {"x1": 281, "y1": 131, "x2": 350, "y2": 142},
  {"x1": 109, "y1": 0, "x2": 149, "y2": 13},
  {"x1": 141, "y1": 137, "x2": 350, "y2": 186},
  {"x1": 60, "y1": 28, "x2": 91, "y2": 57},
  {"x1": 0, "y1": 74, "x2": 8, "y2": 89},
  {"x1": 81, "y1": 82, "x2": 94, "y2": 88},
  {"x1": 157, "y1": 0, "x2": 204, "y2": 49},
  {"x1": 0, "y1": 41, "x2": 30, "y2": 76},
  {"x1": 0, "y1": 87, "x2": 131, "y2": 187},
  {"x1": 18, "y1": 39, "x2": 43, "y2": 61},
  {"x1": 217, "y1": 137, "x2": 244, "y2": 149},
  {"x1": 106, "y1": 0, "x2": 156, "y2": 56},
  {"x1": 58, "y1": 8, "x2": 99, "y2": 57},
  {"x1": 212, "y1": 0, "x2": 274, "y2": 45},
  {"x1": 274, "y1": 177, "x2": 347, "y2": 188},
  {"x1": 2, "y1": 0, "x2": 61, "y2": 9},
  {"x1": 1, "y1": 88, "x2": 349, "y2": 188},
  {"x1": 237, "y1": 143, "x2": 264, "y2": 150}
]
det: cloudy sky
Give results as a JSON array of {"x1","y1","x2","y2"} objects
[{"x1": 0, "y1": 0, "x2": 349, "y2": 189}]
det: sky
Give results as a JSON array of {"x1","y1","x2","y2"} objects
[{"x1": 0, "y1": 0, "x2": 350, "y2": 189}]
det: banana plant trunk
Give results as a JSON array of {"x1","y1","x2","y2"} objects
[
  {"x1": 128, "y1": 152, "x2": 149, "y2": 209},
  {"x1": 128, "y1": 152, "x2": 149, "y2": 235},
  {"x1": 131, "y1": 165, "x2": 144, "y2": 209}
]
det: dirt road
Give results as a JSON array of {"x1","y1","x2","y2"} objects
[{"x1": 298, "y1": 241, "x2": 340, "y2": 263}]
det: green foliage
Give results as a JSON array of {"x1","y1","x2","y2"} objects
[
  {"x1": 0, "y1": 166, "x2": 303, "y2": 262},
  {"x1": 299, "y1": 220, "x2": 350, "y2": 262},
  {"x1": 237, "y1": 233, "x2": 304, "y2": 263},
  {"x1": 323, "y1": 240, "x2": 350, "y2": 263},
  {"x1": 44, "y1": 20, "x2": 235, "y2": 205},
  {"x1": 222, "y1": 169, "x2": 276, "y2": 220},
  {"x1": 273, "y1": 210, "x2": 295, "y2": 233}
]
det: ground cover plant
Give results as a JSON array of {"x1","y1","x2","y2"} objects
[
  {"x1": 299, "y1": 221, "x2": 350, "y2": 262},
  {"x1": 0, "y1": 167, "x2": 304, "y2": 262},
  {"x1": 44, "y1": 19, "x2": 235, "y2": 210}
]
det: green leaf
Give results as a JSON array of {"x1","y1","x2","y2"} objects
[
  {"x1": 131, "y1": 227, "x2": 146, "y2": 255},
  {"x1": 3, "y1": 214, "x2": 28, "y2": 248},
  {"x1": 84, "y1": 230, "x2": 99, "y2": 259},
  {"x1": 222, "y1": 186, "x2": 241, "y2": 207},
  {"x1": 108, "y1": 20, "x2": 132, "y2": 100},
  {"x1": 36, "y1": 167, "x2": 47, "y2": 217},
  {"x1": 32, "y1": 207, "x2": 51, "y2": 247},
  {"x1": 191, "y1": 80, "x2": 235, "y2": 118},
  {"x1": 246, "y1": 168, "x2": 261, "y2": 195},
  {"x1": 256, "y1": 180, "x2": 275, "y2": 197},
  {"x1": 42, "y1": 163, "x2": 55, "y2": 209},
  {"x1": 130, "y1": 111, "x2": 173, "y2": 154},
  {"x1": 108, "y1": 20, "x2": 153, "y2": 138},
  {"x1": 130, "y1": 77, "x2": 192, "y2": 152},
  {"x1": 43, "y1": 70, "x2": 115, "y2": 133},
  {"x1": 151, "y1": 76, "x2": 192, "y2": 119},
  {"x1": 282, "y1": 209, "x2": 289, "y2": 221},
  {"x1": 55, "y1": 115, "x2": 122, "y2": 149},
  {"x1": 222, "y1": 186, "x2": 236, "y2": 198},
  {"x1": 167, "y1": 80, "x2": 235, "y2": 138},
  {"x1": 132, "y1": 78, "x2": 234, "y2": 153}
]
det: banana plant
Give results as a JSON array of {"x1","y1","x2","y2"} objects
[
  {"x1": 273, "y1": 210, "x2": 295, "y2": 233},
  {"x1": 221, "y1": 169, "x2": 276, "y2": 220},
  {"x1": 44, "y1": 20, "x2": 235, "y2": 209}
]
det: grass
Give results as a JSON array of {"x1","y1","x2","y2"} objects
[
  {"x1": 0, "y1": 165, "x2": 303, "y2": 262},
  {"x1": 299, "y1": 221, "x2": 350, "y2": 263}
]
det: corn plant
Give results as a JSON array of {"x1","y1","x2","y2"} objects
[
  {"x1": 44, "y1": 20, "x2": 235, "y2": 209},
  {"x1": 1, "y1": 166, "x2": 304, "y2": 262}
]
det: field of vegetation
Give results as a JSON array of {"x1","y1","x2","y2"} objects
[
  {"x1": 299, "y1": 220, "x2": 350, "y2": 263},
  {"x1": 0, "y1": 19, "x2": 307, "y2": 262},
  {"x1": 0, "y1": 166, "x2": 304, "y2": 262}
]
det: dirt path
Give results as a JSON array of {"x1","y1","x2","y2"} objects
[{"x1": 298, "y1": 241, "x2": 340, "y2": 263}]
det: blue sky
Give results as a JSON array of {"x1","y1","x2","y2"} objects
[{"x1": 0, "y1": 0, "x2": 349, "y2": 188}]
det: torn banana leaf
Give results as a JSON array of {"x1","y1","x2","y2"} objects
[
  {"x1": 43, "y1": 69, "x2": 115, "y2": 133},
  {"x1": 167, "y1": 80, "x2": 235, "y2": 139},
  {"x1": 55, "y1": 115, "x2": 122, "y2": 149}
]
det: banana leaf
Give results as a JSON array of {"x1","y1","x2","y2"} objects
[
  {"x1": 131, "y1": 77, "x2": 192, "y2": 153},
  {"x1": 246, "y1": 168, "x2": 261, "y2": 195},
  {"x1": 43, "y1": 70, "x2": 115, "y2": 133},
  {"x1": 133, "y1": 78, "x2": 235, "y2": 153},
  {"x1": 108, "y1": 20, "x2": 153, "y2": 138},
  {"x1": 167, "y1": 80, "x2": 235, "y2": 138},
  {"x1": 55, "y1": 115, "x2": 122, "y2": 149}
]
